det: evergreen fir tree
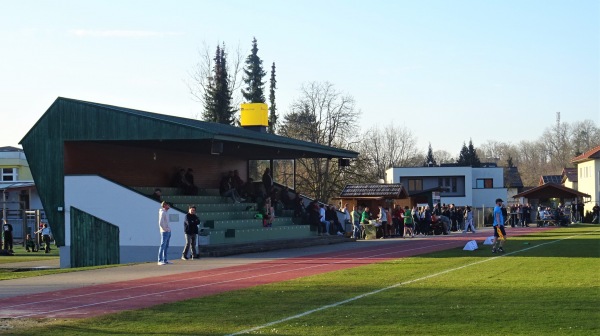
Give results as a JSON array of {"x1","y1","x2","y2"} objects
[
  {"x1": 467, "y1": 139, "x2": 481, "y2": 167},
  {"x1": 457, "y1": 139, "x2": 481, "y2": 167},
  {"x1": 241, "y1": 37, "x2": 267, "y2": 103},
  {"x1": 203, "y1": 44, "x2": 235, "y2": 125},
  {"x1": 425, "y1": 143, "x2": 437, "y2": 166},
  {"x1": 268, "y1": 62, "x2": 278, "y2": 133},
  {"x1": 457, "y1": 142, "x2": 469, "y2": 166}
]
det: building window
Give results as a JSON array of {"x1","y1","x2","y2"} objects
[
  {"x1": 438, "y1": 177, "x2": 457, "y2": 192},
  {"x1": 1, "y1": 168, "x2": 17, "y2": 181},
  {"x1": 408, "y1": 179, "x2": 423, "y2": 191},
  {"x1": 476, "y1": 178, "x2": 493, "y2": 189}
]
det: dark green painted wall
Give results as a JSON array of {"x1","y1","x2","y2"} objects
[
  {"x1": 70, "y1": 207, "x2": 120, "y2": 267},
  {"x1": 21, "y1": 98, "x2": 210, "y2": 246}
]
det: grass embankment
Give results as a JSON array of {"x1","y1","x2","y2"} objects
[{"x1": 3, "y1": 225, "x2": 600, "y2": 335}]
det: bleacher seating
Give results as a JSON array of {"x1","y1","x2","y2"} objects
[{"x1": 134, "y1": 186, "x2": 313, "y2": 246}]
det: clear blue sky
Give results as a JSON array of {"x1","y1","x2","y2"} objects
[{"x1": 1, "y1": 0, "x2": 598, "y2": 154}]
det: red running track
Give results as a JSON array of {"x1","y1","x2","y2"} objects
[{"x1": 0, "y1": 227, "x2": 547, "y2": 319}]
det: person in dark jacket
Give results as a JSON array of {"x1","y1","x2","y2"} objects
[
  {"x1": 149, "y1": 188, "x2": 162, "y2": 202},
  {"x1": 2, "y1": 222, "x2": 13, "y2": 253},
  {"x1": 262, "y1": 168, "x2": 273, "y2": 195},
  {"x1": 182, "y1": 206, "x2": 200, "y2": 260}
]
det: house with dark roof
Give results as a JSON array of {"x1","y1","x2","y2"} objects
[
  {"x1": 561, "y1": 168, "x2": 578, "y2": 190},
  {"x1": 20, "y1": 98, "x2": 357, "y2": 267},
  {"x1": 334, "y1": 183, "x2": 409, "y2": 216},
  {"x1": 539, "y1": 175, "x2": 562, "y2": 186},
  {"x1": 504, "y1": 166, "x2": 524, "y2": 202}
]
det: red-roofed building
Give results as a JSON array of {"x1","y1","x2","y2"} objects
[{"x1": 571, "y1": 145, "x2": 600, "y2": 216}]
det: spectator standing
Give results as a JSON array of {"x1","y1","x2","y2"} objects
[
  {"x1": 35, "y1": 222, "x2": 52, "y2": 253},
  {"x1": 463, "y1": 206, "x2": 476, "y2": 233},
  {"x1": 351, "y1": 205, "x2": 362, "y2": 239},
  {"x1": 2, "y1": 222, "x2": 14, "y2": 253},
  {"x1": 262, "y1": 168, "x2": 273, "y2": 195},
  {"x1": 182, "y1": 206, "x2": 200, "y2": 260},
  {"x1": 593, "y1": 203, "x2": 600, "y2": 224},
  {"x1": 402, "y1": 206, "x2": 414, "y2": 238},
  {"x1": 361, "y1": 206, "x2": 371, "y2": 224},
  {"x1": 423, "y1": 205, "x2": 433, "y2": 236},
  {"x1": 392, "y1": 205, "x2": 404, "y2": 237},
  {"x1": 577, "y1": 202, "x2": 584, "y2": 223},
  {"x1": 491, "y1": 198, "x2": 506, "y2": 253},
  {"x1": 570, "y1": 202, "x2": 578, "y2": 223},
  {"x1": 341, "y1": 203, "x2": 352, "y2": 234},
  {"x1": 377, "y1": 205, "x2": 388, "y2": 238},
  {"x1": 157, "y1": 201, "x2": 172, "y2": 265}
]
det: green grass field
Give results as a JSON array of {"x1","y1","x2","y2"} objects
[{"x1": 3, "y1": 225, "x2": 599, "y2": 335}]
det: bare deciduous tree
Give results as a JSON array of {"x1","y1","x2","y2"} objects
[
  {"x1": 357, "y1": 123, "x2": 420, "y2": 181},
  {"x1": 433, "y1": 149, "x2": 455, "y2": 164},
  {"x1": 279, "y1": 81, "x2": 360, "y2": 201},
  {"x1": 570, "y1": 120, "x2": 600, "y2": 155},
  {"x1": 186, "y1": 42, "x2": 245, "y2": 119}
]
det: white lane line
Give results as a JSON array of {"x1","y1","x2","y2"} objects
[
  {"x1": 7, "y1": 241, "x2": 458, "y2": 318},
  {"x1": 226, "y1": 230, "x2": 597, "y2": 336},
  {"x1": 1, "y1": 240, "x2": 445, "y2": 310}
]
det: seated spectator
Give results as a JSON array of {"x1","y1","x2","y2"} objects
[
  {"x1": 291, "y1": 192, "x2": 304, "y2": 218},
  {"x1": 171, "y1": 168, "x2": 185, "y2": 188},
  {"x1": 260, "y1": 197, "x2": 275, "y2": 227},
  {"x1": 279, "y1": 187, "x2": 294, "y2": 210},
  {"x1": 149, "y1": 188, "x2": 162, "y2": 202},
  {"x1": 319, "y1": 204, "x2": 330, "y2": 235},
  {"x1": 184, "y1": 168, "x2": 199, "y2": 195},
  {"x1": 233, "y1": 170, "x2": 245, "y2": 194},
  {"x1": 219, "y1": 173, "x2": 244, "y2": 203},
  {"x1": 327, "y1": 205, "x2": 345, "y2": 236},
  {"x1": 438, "y1": 215, "x2": 451, "y2": 235},
  {"x1": 242, "y1": 177, "x2": 256, "y2": 202},
  {"x1": 25, "y1": 233, "x2": 37, "y2": 252}
]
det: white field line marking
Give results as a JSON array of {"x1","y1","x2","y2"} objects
[
  {"x1": 2, "y1": 240, "x2": 447, "y2": 310},
  {"x1": 7, "y1": 241, "x2": 458, "y2": 318},
  {"x1": 226, "y1": 230, "x2": 599, "y2": 336}
]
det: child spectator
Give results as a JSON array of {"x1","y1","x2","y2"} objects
[{"x1": 25, "y1": 233, "x2": 37, "y2": 252}]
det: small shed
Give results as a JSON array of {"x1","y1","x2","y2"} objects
[
  {"x1": 335, "y1": 183, "x2": 409, "y2": 216},
  {"x1": 512, "y1": 183, "x2": 591, "y2": 208}
]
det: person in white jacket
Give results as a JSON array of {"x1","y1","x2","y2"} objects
[
  {"x1": 158, "y1": 201, "x2": 172, "y2": 265},
  {"x1": 463, "y1": 206, "x2": 476, "y2": 233}
]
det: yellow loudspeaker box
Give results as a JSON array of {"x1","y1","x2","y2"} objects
[{"x1": 240, "y1": 103, "x2": 269, "y2": 127}]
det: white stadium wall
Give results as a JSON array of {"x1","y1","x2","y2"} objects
[{"x1": 63, "y1": 175, "x2": 185, "y2": 268}]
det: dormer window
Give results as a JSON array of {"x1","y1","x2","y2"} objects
[{"x1": 1, "y1": 168, "x2": 17, "y2": 181}]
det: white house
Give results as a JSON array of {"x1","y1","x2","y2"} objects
[
  {"x1": 571, "y1": 145, "x2": 600, "y2": 215},
  {"x1": 385, "y1": 164, "x2": 508, "y2": 207}
]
